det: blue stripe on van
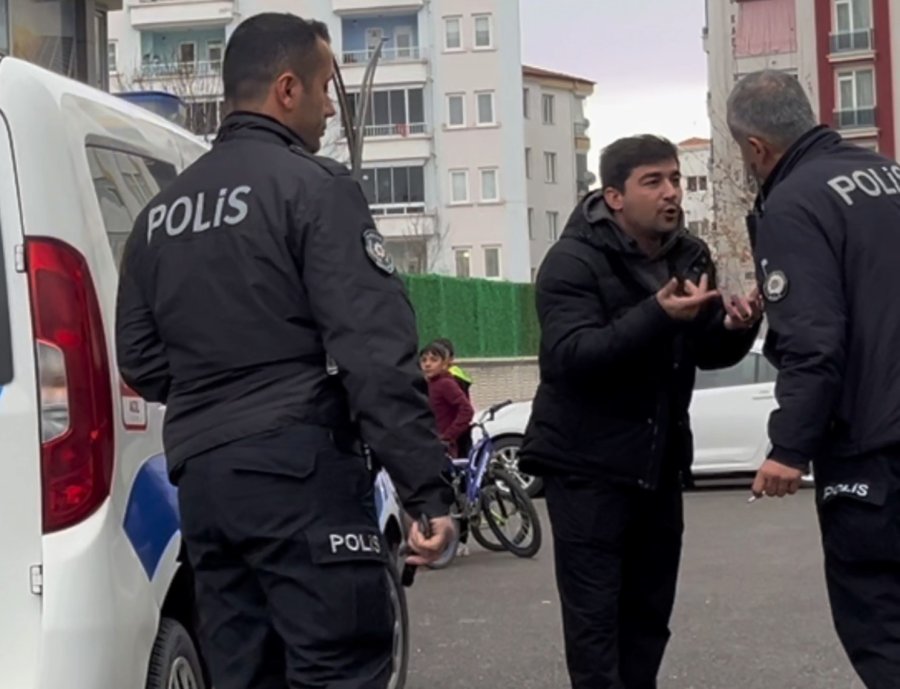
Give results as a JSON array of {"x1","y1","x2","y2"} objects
[{"x1": 123, "y1": 454, "x2": 181, "y2": 579}]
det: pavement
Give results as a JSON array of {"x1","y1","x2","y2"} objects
[{"x1": 405, "y1": 484, "x2": 865, "y2": 689}]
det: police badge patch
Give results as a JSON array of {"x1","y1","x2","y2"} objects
[
  {"x1": 763, "y1": 270, "x2": 789, "y2": 303},
  {"x1": 362, "y1": 228, "x2": 395, "y2": 275}
]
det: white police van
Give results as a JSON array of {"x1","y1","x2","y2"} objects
[{"x1": 0, "y1": 56, "x2": 410, "y2": 689}]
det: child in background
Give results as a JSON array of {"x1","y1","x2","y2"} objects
[
  {"x1": 434, "y1": 337, "x2": 475, "y2": 458},
  {"x1": 420, "y1": 341, "x2": 474, "y2": 459}
]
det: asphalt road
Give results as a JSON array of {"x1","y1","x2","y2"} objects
[{"x1": 405, "y1": 485, "x2": 864, "y2": 689}]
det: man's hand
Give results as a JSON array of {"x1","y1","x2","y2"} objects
[
  {"x1": 751, "y1": 459, "x2": 805, "y2": 498},
  {"x1": 405, "y1": 516, "x2": 458, "y2": 566},
  {"x1": 657, "y1": 274, "x2": 719, "y2": 321},
  {"x1": 724, "y1": 287, "x2": 764, "y2": 331}
]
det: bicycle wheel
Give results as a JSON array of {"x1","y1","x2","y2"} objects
[
  {"x1": 480, "y1": 468, "x2": 542, "y2": 558},
  {"x1": 470, "y1": 511, "x2": 506, "y2": 552}
]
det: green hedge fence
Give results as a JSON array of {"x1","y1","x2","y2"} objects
[{"x1": 400, "y1": 274, "x2": 540, "y2": 358}]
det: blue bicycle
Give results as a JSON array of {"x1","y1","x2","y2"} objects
[{"x1": 428, "y1": 400, "x2": 542, "y2": 568}]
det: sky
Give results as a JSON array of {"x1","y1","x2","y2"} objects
[{"x1": 520, "y1": 0, "x2": 710, "y2": 175}]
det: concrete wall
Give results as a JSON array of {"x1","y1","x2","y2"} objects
[{"x1": 460, "y1": 356, "x2": 539, "y2": 411}]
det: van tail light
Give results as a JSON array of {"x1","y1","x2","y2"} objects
[{"x1": 26, "y1": 238, "x2": 114, "y2": 534}]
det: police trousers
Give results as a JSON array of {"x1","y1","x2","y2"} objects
[
  {"x1": 544, "y1": 470, "x2": 684, "y2": 689},
  {"x1": 177, "y1": 425, "x2": 394, "y2": 689},
  {"x1": 816, "y1": 447, "x2": 900, "y2": 689}
]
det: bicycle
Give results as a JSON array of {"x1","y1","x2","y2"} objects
[{"x1": 428, "y1": 399, "x2": 542, "y2": 568}]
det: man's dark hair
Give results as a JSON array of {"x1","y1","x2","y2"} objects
[
  {"x1": 223, "y1": 13, "x2": 331, "y2": 106},
  {"x1": 727, "y1": 69, "x2": 817, "y2": 151},
  {"x1": 600, "y1": 135, "x2": 679, "y2": 192},
  {"x1": 434, "y1": 338, "x2": 455, "y2": 358}
]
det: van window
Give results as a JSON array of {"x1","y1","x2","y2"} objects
[
  {"x1": 85, "y1": 146, "x2": 178, "y2": 269},
  {"x1": 0, "y1": 223, "x2": 12, "y2": 386}
]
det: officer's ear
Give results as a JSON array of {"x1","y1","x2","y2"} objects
[{"x1": 273, "y1": 71, "x2": 303, "y2": 109}]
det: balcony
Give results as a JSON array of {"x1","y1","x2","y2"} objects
[
  {"x1": 140, "y1": 59, "x2": 221, "y2": 78},
  {"x1": 829, "y1": 29, "x2": 874, "y2": 55},
  {"x1": 338, "y1": 14, "x2": 426, "y2": 86},
  {"x1": 574, "y1": 121, "x2": 589, "y2": 137},
  {"x1": 834, "y1": 107, "x2": 877, "y2": 130},
  {"x1": 129, "y1": 60, "x2": 223, "y2": 95},
  {"x1": 333, "y1": 0, "x2": 423, "y2": 14},
  {"x1": 130, "y1": 0, "x2": 235, "y2": 30},
  {"x1": 360, "y1": 129, "x2": 431, "y2": 162}
]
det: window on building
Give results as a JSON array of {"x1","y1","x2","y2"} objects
[
  {"x1": 455, "y1": 248, "x2": 472, "y2": 278},
  {"x1": 523, "y1": 88, "x2": 530, "y2": 118},
  {"x1": 108, "y1": 41, "x2": 118, "y2": 73},
  {"x1": 688, "y1": 220, "x2": 704, "y2": 235},
  {"x1": 347, "y1": 88, "x2": 427, "y2": 136},
  {"x1": 528, "y1": 208, "x2": 535, "y2": 240},
  {"x1": 542, "y1": 94, "x2": 555, "y2": 124},
  {"x1": 547, "y1": 211, "x2": 560, "y2": 241},
  {"x1": 474, "y1": 14, "x2": 493, "y2": 49},
  {"x1": 359, "y1": 166, "x2": 426, "y2": 214},
  {"x1": 85, "y1": 146, "x2": 178, "y2": 270},
  {"x1": 544, "y1": 152, "x2": 558, "y2": 183},
  {"x1": 687, "y1": 176, "x2": 708, "y2": 192},
  {"x1": 833, "y1": 0, "x2": 872, "y2": 51},
  {"x1": 385, "y1": 238, "x2": 426, "y2": 274},
  {"x1": 484, "y1": 246, "x2": 501, "y2": 278},
  {"x1": 178, "y1": 42, "x2": 196, "y2": 65},
  {"x1": 525, "y1": 148, "x2": 532, "y2": 179},
  {"x1": 186, "y1": 99, "x2": 225, "y2": 136},
  {"x1": 480, "y1": 168, "x2": 499, "y2": 202},
  {"x1": 450, "y1": 170, "x2": 469, "y2": 204},
  {"x1": 207, "y1": 39, "x2": 224, "y2": 67},
  {"x1": 444, "y1": 16, "x2": 462, "y2": 50},
  {"x1": 476, "y1": 91, "x2": 495, "y2": 125},
  {"x1": 837, "y1": 68, "x2": 876, "y2": 127},
  {"x1": 699, "y1": 175, "x2": 708, "y2": 191},
  {"x1": 447, "y1": 94, "x2": 465, "y2": 127}
]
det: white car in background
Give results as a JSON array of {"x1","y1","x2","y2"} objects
[{"x1": 483, "y1": 342, "x2": 779, "y2": 496}]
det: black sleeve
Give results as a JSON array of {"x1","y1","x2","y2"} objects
[
  {"x1": 298, "y1": 173, "x2": 452, "y2": 519},
  {"x1": 536, "y1": 248, "x2": 677, "y2": 380},
  {"x1": 756, "y1": 206, "x2": 847, "y2": 469},
  {"x1": 115, "y1": 227, "x2": 171, "y2": 404},
  {"x1": 691, "y1": 260, "x2": 760, "y2": 369}
]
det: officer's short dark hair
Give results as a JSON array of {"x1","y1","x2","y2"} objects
[
  {"x1": 727, "y1": 70, "x2": 817, "y2": 151},
  {"x1": 223, "y1": 13, "x2": 331, "y2": 106},
  {"x1": 434, "y1": 338, "x2": 455, "y2": 358},
  {"x1": 600, "y1": 135, "x2": 679, "y2": 192}
]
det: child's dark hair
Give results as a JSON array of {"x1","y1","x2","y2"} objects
[
  {"x1": 433, "y1": 337, "x2": 455, "y2": 358},
  {"x1": 420, "y1": 341, "x2": 450, "y2": 359}
]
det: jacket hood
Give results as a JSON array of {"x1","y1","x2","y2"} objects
[{"x1": 564, "y1": 190, "x2": 685, "y2": 258}]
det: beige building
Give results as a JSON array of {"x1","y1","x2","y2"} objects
[
  {"x1": 678, "y1": 137, "x2": 713, "y2": 238},
  {"x1": 522, "y1": 65, "x2": 594, "y2": 280}
]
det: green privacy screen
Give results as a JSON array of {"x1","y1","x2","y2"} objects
[{"x1": 400, "y1": 274, "x2": 540, "y2": 358}]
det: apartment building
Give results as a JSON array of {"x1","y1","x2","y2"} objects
[
  {"x1": 522, "y1": 65, "x2": 594, "y2": 280},
  {"x1": 678, "y1": 137, "x2": 713, "y2": 237},
  {"x1": 108, "y1": 0, "x2": 536, "y2": 282},
  {"x1": 2, "y1": 0, "x2": 119, "y2": 88},
  {"x1": 705, "y1": 0, "x2": 900, "y2": 273}
]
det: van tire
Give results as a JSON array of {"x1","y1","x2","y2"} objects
[{"x1": 146, "y1": 618, "x2": 206, "y2": 689}]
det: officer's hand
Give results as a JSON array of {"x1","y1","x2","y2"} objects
[
  {"x1": 751, "y1": 459, "x2": 804, "y2": 499},
  {"x1": 724, "y1": 287, "x2": 764, "y2": 331},
  {"x1": 405, "y1": 516, "x2": 458, "y2": 566},
  {"x1": 656, "y1": 275, "x2": 719, "y2": 321}
]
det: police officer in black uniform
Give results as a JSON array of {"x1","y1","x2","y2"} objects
[
  {"x1": 728, "y1": 69, "x2": 900, "y2": 688},
  {"x1": 115, "y1": 13, "x2": 455, "y2": 689}
]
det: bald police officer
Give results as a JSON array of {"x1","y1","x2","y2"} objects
[
  {"x1": 115, "y1": 14, "x2": 455, "y2": 689},
  {"x1": 727, "y1": 70, "x2": 900, "y2": 688}
]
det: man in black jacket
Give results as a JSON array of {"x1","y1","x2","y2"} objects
[
  {"x1": 520, "y1": 135, "x2": 761, "y2": 689},
  {"x1": 115, "y1": 14, "x2": 454, "y2": 689},
  {"x1": 729, "y1": 70, "x2": 900, "y2": 689}
]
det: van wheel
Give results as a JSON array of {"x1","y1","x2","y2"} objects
[{"x1": 146, "y1": 618, "x2": 206, "y2": 689}]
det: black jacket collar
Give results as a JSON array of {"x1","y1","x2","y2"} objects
[{"x1": 214, "y1": 111, "x2": 309, "y2": 150}]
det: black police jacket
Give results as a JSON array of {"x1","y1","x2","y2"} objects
[
  {"x1": 750, "y1": 125, "x2": 900, "y2": 469},
  {"x1": 116, "y1": 112, "x2": 451, "y2": 518},
  {"x1": 519, "y1": 195, "x2": 758, "y2": 488}
]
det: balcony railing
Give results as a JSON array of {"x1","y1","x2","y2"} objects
[
  {"x1": 370, "y1": 202, "x2": 427, "y2": 216},
  {"x1": 341, "y1": 46, "x2": 422, "y2": 65},
  {"x1": 341, "y1": 122, "x2": 428, "y2": 139},
  {"x1": 140, "y1": 59, "x2": 221, "y2": 78},
  {"x1": 834, "y1": 106, "x2": 877, "y2": 129},
  {"x1": 830, "y1": 29, "x2": 873, "y2": 53}
]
